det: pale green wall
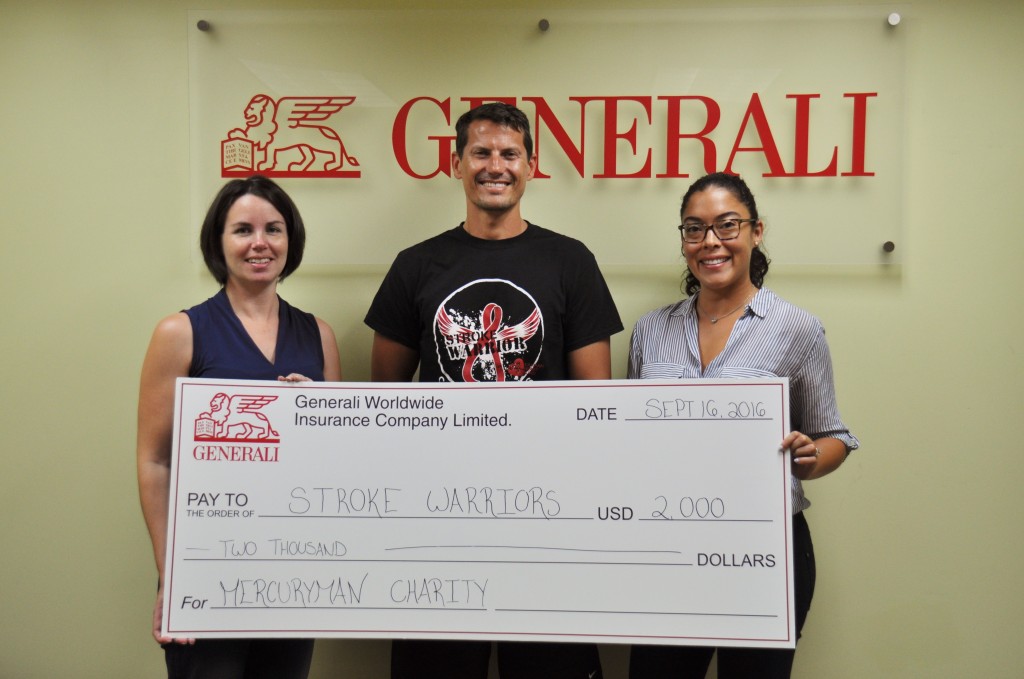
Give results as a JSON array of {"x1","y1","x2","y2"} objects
[{"x1": 1, "y1": 0, "x2": 1021, "y2": 677}]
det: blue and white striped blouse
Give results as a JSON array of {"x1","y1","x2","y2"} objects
[{"x1": 627, "y1": 287, "x2": 859, "y2": 512}]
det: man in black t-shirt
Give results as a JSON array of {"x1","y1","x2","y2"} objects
[{"x1": 365, "y1": 102, "x2": 621, "y2": 679}]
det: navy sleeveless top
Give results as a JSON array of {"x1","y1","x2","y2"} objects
[{"x1": 185, "y1": 289, "x2": 325, "y2": 381}]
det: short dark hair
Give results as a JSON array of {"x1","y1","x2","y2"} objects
[
  {"x1": 199, "y1": 175, "x2": 306, "y2": 285},
  {"x1": 454, "y1": 102, "x2": 534, "y2": 161},
  {"x1": 680, "y1": 172, "x2": 770, "y2": 296}
]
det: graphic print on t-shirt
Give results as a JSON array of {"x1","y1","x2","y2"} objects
[{"x1": 433, "y1": 279, "x2": 544, "y2": 382}]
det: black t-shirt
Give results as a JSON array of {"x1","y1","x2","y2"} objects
[{"x1": 365, "y1": 223, "x2": 623, "y2": 382}]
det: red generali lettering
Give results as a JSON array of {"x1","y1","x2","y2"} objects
[
  {"x1": 392, "y1": 93, "x2": 876, "y2": 179},
  {"x1": 193, "y1": 445, "x2": 280, "y2": 462}
]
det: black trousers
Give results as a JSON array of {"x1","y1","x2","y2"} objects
[
  {"x1": 391, "y1": 639, "x2": 603, "y2": 679},
  {"x1": 163, "y1": 638, "x2": 314, "y2": 679},
  {"x1": 629, "y1": 511, "x2": 817, "y2": 679}
]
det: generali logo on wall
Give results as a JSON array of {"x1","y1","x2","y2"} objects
[
  {"x1": 221, "y1": 95, "x2": 361, "y2": 178},
  {"x1": 220, "y1": 93, "x2": 877, "y2": 181}
]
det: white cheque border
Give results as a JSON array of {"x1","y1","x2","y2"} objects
[{"x1": 163, "y1": 378, "x2": 794, "y2": 648}]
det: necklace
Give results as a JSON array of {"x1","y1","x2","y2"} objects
[{"x1": 700, "y1": 293, "x2": 754, "y2": 324}]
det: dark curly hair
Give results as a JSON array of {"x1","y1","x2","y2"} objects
[
  {"x1": 680, "y1": 172, "x2": 769, "y2": 297},
  {"x1": 199, "y1": 175, "x2": 306, "y2": 286},
  {"x1": 455, "y1": 102, "x2": 534, "y2": 161}
]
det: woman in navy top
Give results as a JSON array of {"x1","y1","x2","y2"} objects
[
  {"x1": 136, "y1": 176, "x2": 341, "y2": 679},
  {"x1": 628, "y1": 173, "x2": 857, "y2": 679}
]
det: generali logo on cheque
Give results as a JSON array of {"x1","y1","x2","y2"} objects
[{"x1": 192, "y1": 393, "x2": 281, "y2": 462}]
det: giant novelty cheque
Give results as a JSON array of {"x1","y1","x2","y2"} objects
[{"x1": 163, "y1": 377, "x2": 795, "y2": 648}]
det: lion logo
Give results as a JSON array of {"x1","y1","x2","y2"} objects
[
  {"x1": 195, "y1": 393, "x2": 280, "y2": 442},
  {"x1": 221, "y1": 95, "x2": 360, "y2": 178}
]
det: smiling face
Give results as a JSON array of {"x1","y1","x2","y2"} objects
[
  {"x1": 681, "y1": 186, "x2": 763, "y2": 298},
  {"x1": 220, "y1": 193, "x2": 288, "y2": 287},
  {"x1": 452, "y1": 120, "x2": 537, "y2": 220}
]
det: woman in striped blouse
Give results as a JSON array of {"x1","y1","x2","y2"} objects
[{"x1": 627, "y1": 173, "x2": 859, "y2": 679}]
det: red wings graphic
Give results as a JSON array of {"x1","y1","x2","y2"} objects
[
  {"x1": 436, "y1": 306, "x2": 541, "y2": 344},
  {"x1": 437, "y1": 304, "x2": 541, "y2": 381},
  {"x1": 279, "y1": 96, "x2": 356, "y2": 128},
  {"x1": 229, "y1": 395, "x2": 278, "y2": 413}
]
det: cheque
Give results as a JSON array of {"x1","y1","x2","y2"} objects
[{"x1": 163, "y1": 377, "x2": 795, "y2": 648}]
